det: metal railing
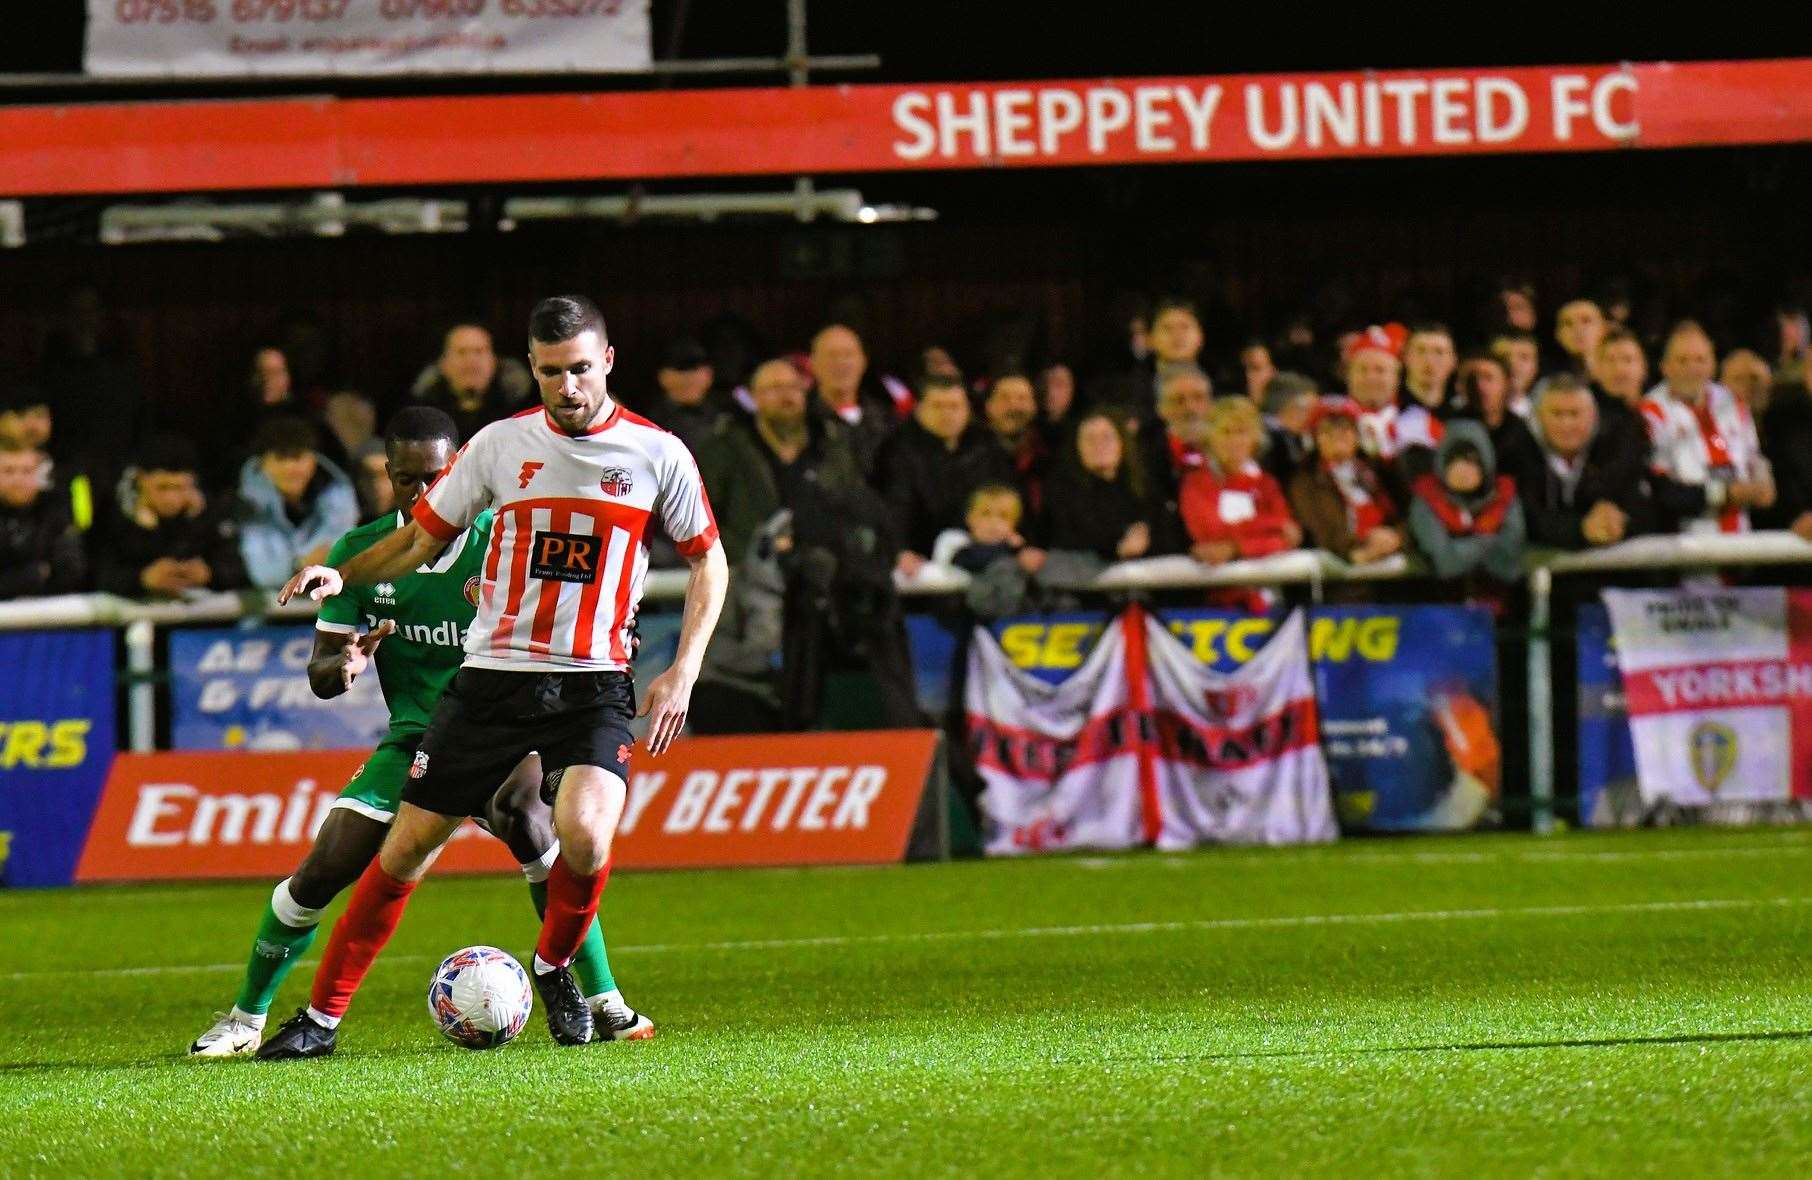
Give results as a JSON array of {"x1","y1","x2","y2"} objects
[{"x1": 7, "y1": 532, "x2": 1811, "y2": 828}]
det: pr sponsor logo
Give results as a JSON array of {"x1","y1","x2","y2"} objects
[{"x1": 529, "y1": 530, "x2": 602, "y2": 583}]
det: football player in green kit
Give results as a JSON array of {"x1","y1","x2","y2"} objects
[{"x1": 190, "y1": 407, "x2": 650, "y2": 1057}]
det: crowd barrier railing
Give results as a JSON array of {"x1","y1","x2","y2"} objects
[{"x1": 5, "y1": 532, "x2": 1810, "y2": 831}]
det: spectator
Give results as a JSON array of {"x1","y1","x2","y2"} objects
[
  {"x1": 236, "y1": 415, "x2": 359, "y2": 589},
  {"x1": 705, "y1": 356, "x2": 917, "y2": 731},
  {"x1": 697, "y1": 358, "x2": 866, "y2": 565},
  {"x1": 1407, "y1": 421, "x2": 1526, "y2": 585},
  {"x1": 350, "y1": 438, "x2": 392, "y2": 520},
  {"x1": 1041, "y1": 412, "x2": 1154, "y2": 564},
  {"x1": 1455, "y1": 353, "x2": 1540, "y2": 475},
  {"x1": 918, "y1": 345, "x2": 964, "y2": 385},
  {"x1": 1490, "y1": 329, "x2": 1542, "y2": 415},
  {"x1": 981, "y1": 371, "x2": 1049, "y2": 518},
  {"x1": 930, "y1": 484, "x2": 1030, "y2": 574},
  {"x1": 0, "y1": 382, "x2": 94, "y2": 535},
  {"x1": 322, "y1": 389, "x2": 378, "y2": 466},
  {"x1": 1720, "y1": 348, "x2": 1774, "y2": 418},
  {"x1": 1137, "y1": 363, "x2": 1212, "y2": 552},
  {"x1": 413, "y1": 324, "x2": 530, "y2": 444},
  {"x1": 1036, "y1": 362, "x2": 1078, "y2": 440},
  {"x1": 1288, "y1": 397, "x2": 1402, "y2": 566},
  {"x1": 1398, "y1": 323, "x2": 1459, "y2": 479},
  {"x1": 1093, "y1": 297, "x2": 1203, "y2": 410},
  {"x1": 644, "y1": 336, "x2": 725, "y2": 450},
  {"x1": 1759, "y1": 361, "x2": 1812, "y2": 539},
  {"x1": 1641, "y1": 321, "x2": 1774, "y2": 534},
  {"x1": 1261, "y1": 371, "x2": 1320, "y2": 485},
  {"x1": 248, "y1": 345, "x2": 293, "y2": 410},
  {"x1": 36, "y1": 285, "x2": 144, "y2": 492},
  {"x1": 1240, "y1": 339, "x2": 1278, "y2": 401},
  {"x1": 1181, "y1": 397, "x2": 1300, "y2": 567},
  {"x1": 1589, "y1": 326, "x2": 1649, "y2": 411},
  {"x1": 97, "y1": 433, "x2": 247, "y2": 598},
  {"x1": 0, "y1": 383, "x2": 54, "y2": 483},
  {"x1": 1774, "y1": 304, "x2": 1809, "y2": 385},
  {"x1": 1402, "y1": 323, "x2": 1458, "y2": 417},
  {"x1": 1509, "y1": 375, "x2": 1655, "y2": 551},
  {"x1": 807, "y1": 323, "x2": 904, "y2": 476},
  {"x1": 1341, "y1": 323, "x2": 1409, "y2": 464},
  {"x1": 879, "y1": 375, "x2": 1006, "y2": 575},
  {"x1": 0, "y1": 439, "x2": 87, "y2": 599},
  {"x1": 1555, "y1": 299, "x2": 1608, "y2": 373},
  {"x1": 1495, "y1": 279, "x2": 1539, "y2": 333}
]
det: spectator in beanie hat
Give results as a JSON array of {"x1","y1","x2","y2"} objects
[
  {"x1": 1407, "y1": 420, "x2": 1526, "y2": 588},
  {"x1": 1288, "y1": 397, "x2": 1402, "y2": 566},
  {"x1": 1341, "y1": 323, "x2": 1409, "y2": 463}
]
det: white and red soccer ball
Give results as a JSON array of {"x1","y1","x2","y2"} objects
[{"x1": 427, "y1": 946, "x2": 532, "y2": 1049}]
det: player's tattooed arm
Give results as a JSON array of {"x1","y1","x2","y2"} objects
[
  {"x1": 307, "y1": 622, "x2": 395, "y2": 700},
  {"x1": 279, "y1": 521, "x2": 446, "y2": 605}
]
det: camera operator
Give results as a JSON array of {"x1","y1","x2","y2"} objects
[{"x1": 696, "y1": 358, "x2": 922, "y2": 732}]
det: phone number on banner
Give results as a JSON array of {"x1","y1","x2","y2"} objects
[{"x1": 110, "y1": 0, "x2": 627, "y2": 23}]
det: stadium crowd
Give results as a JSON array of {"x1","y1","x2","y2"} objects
[{"x1": 4, "y1": 284, "x2": 1810, "y2": 620}]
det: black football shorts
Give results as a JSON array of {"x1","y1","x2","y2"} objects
[{"x1": 401, "y1": 668, "x2": 636, "y2": 819}]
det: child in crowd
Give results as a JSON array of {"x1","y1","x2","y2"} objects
[
  {"x1": 1407, "y1": 420, "x2": 1526, "y2": 588},
  {"x1": 1287, "y1": 397, "x2": 1402, "y2": 565},
  {"x1": 1179, "y1": 397, "x2": 1300, "y2": 565},
  {"x1": 931, "y1": 483, "x2": 1028, "y2": 573}
]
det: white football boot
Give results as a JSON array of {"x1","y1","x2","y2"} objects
[
  {"x1": 188, "y1": 1011, "x2": 264, "y2": 1057},
  {"x1": 589, "y1": 993, "x2": 656, "y2": 1042}
]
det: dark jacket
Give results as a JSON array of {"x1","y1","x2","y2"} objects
[
  {"x1": 1041, "y1": 464, "x2": 1151, "y2": 563},
  {"x1": 809, "y1": 385, "x2": 899, "y2": 478},
  {"x1": 417, "y1": 377, "x2": 519, "y2": 450},
  {"x1": 1758, "y1": 386, "x2": 1812, "y2": 530},
  {"x1": 694, "y1": 413, "x2": 871, "y2": 566},
  {"x1": 878, "y1": 419, "x2": 1010, "y2": 557},
  {"x1": 1505, "y1": 416, "x2": 1658, "y2": 551},
  {"x1": 96, "y1": 499, "x2": 248, "y2": 598},
  {"x1": 1406, "y1": 421, "x2": 1526, "y2": 582},
  {"x1": 0, "y1": 492, "x2": 88, "y2": 598},
  {"x1": 643, "y1": 393, "x2": 738, "y2": 454}
]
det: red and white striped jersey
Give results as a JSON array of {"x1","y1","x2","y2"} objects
[
  {"x1": 1640, "y1": 381, "x2": 1761, "y2": 535},
  {"x1": 413, "y1": 403, "x2": 718, "y2": 671}
]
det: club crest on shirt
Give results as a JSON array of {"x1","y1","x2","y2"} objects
[
  {"x1": 600, "y1": 467, "x2": 634, "y2": 497},
  {"x1": 463, "y1": 575, "x2": 481, "y2": 607},
  {"x1": 409, "y1": 750, "x2": 430, "y2": 780}
]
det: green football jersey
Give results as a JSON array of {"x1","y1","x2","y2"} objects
[{"x1": 315, "y1": 509, "x2": 493, "y2": 733}]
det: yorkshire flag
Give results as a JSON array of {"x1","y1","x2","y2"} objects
[{"x1": 1603, "y1": 587, "x2": 1812, "y2": 806}]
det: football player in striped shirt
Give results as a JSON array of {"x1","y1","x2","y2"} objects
[
  {"x1": 269, "y1": 295, "x2": 727, "y2": 1051},
  {"x1": 190, "y1": 407, "x2": 644, "y2": 1058}
]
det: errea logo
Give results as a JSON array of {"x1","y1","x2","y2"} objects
[{"x1": 374, "y1": 583, "x2": 397, "y2": 604}]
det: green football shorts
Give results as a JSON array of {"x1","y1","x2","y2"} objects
[{"x1": 331, "y1": 729, "x2": 424, "y2": 824}]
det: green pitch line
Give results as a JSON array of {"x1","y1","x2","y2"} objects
[{"x1": 2, "y1": 828, "x2": 1811, "y2": 1178}]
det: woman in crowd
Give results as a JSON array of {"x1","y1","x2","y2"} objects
[{"x1": 1040, "y1": 411, "x2": 1154, "y2": 564}]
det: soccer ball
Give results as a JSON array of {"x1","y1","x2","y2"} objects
[{"x1": 427, "y1": 946, "x2": 533, "y2": 1049}]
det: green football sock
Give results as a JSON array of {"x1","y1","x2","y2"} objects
[
  {"x1": 527, "y1": 880, "x2": 616, "y2": 998},
  {"x1": 232, "y1": 885, "x2": 322, "y2": 1017}
]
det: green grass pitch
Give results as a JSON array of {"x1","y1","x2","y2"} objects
[{"x1": 3, "y1": 827, "x2": 1811, "y2": 1177}]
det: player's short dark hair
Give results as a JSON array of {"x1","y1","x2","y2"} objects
[
  {"x1": 528, "y1": 295, "x2": 606, "y2": 347},
  {"x1": 251, "y1": 414, "x2": 318, "y2": 458},
  {"x1": 385, "y1": 405, "x2": 459, "y2": 452},
  {"x1": 135, "y1": 431, "x2": 200, "y2": 475}
]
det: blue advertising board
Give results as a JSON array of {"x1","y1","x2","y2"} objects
[
  {"x1": 0, "y1": 629, "x2": 117, "y2": 887},
  {"x1": 169, "y1": 625, "x2": 388, "y2": 750},
  {"x1": 1575, "y1": 603, "x2": 1638, "y2": 827},
  {"x1": 950, "y1": 605, "x2": 1500, "y2": 831}
]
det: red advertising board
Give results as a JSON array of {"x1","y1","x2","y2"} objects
[
  {"x1": 3, "y1": 59, "x2": 1812, "y2": 197},
  {"x1": 73, "y1": 731, "x2": 938, "y2": 882}
]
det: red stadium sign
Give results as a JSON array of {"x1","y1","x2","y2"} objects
[
  {"x1": 2, "y1": 58, "x2": 1812, "y2": 196},
  {"x1": 73, "y1": 731, "x2": 939, "y2": 882}
]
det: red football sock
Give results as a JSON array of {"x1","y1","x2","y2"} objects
[
  {"x1": 309, "y1": 861, "x2": 418, "y2": 1019},
  {"x1": 535, "y1": 857, "x2": 609, "y2": 969}
]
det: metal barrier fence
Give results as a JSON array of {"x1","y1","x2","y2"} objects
[{"x1": 5, "y1": 532, "x2": 1811, "y2": 830}]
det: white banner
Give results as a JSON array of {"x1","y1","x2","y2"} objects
[
  {"x1": 86, "y1": 1, "x2": 651, "y2": 78},
  {"x1": 966, "y1": 608, "x2": 1335, "y2": 855},
  {"x1": 1603, "y1": 588, "x2": 1807, "y2": 807}
]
